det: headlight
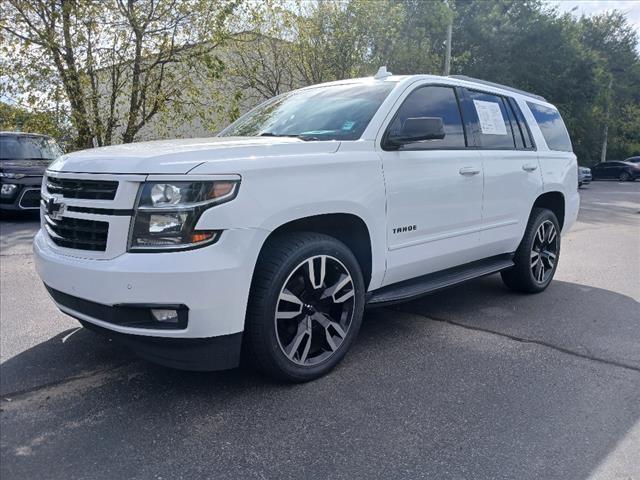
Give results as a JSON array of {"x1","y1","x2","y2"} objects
[
  {"x1": 128, "y1": 180, "x2": 239, "y2": 252},
  {"x1": 1, "y1": 184, "x2": 18, "y2": 197}
]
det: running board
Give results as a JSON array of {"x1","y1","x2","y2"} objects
[{"x1": 366, "y1": 254, "x2": 514, "y2": 307}]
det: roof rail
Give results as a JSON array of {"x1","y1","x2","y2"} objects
[{"x1": 449, "y1": 75, "x2": 547, "y2": 102}]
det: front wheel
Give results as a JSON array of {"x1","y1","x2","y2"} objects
[
  {"x1": 619, "y1": 171, "x2": 631, "y2": 182},
  {"x1": 501, "y1": 208, "x2": 561, "y2": 293},
  {"x1": 244, "y1": 232, "x2": 365, "y2": 382}
]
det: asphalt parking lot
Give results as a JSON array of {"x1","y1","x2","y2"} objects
[{"x1": 1, "y1": 181, "x2": 638, "y2": 480}]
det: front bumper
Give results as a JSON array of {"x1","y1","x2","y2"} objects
[
  {"x1": 78, "y1": 317, "x2": 243, "y2": 371},
  {"x1": 34, "y1": 226, "x2": 269, "y2": 368},
  {"x1": 578, "y1": 174, "x2": 592, "y2": 184}
]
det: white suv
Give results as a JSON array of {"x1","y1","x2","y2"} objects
[{"x1": 34, "y1": 70, "x2": 579, "y2": 382}]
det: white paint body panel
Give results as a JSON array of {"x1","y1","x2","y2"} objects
[{"x1": 34, "y1": 74, "x2": 578, "y2": 340}]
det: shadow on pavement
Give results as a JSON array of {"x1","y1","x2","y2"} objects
[
  {"x1": 393, "y1": 276, "x2": 640, "y2": 369},
  {"x1": 1, "y1": 278, "x2": 639, "y2": 479}
]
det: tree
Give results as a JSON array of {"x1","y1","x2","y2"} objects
[
  {"x1": 372, "y1": 0, "x2": 452, "y2": 75},
  {"x1": 0, "y1": 101, "x2": 72, "y2": 143},
  {"x1": 578, "y1": 11, "x2": 640, "y2": 161},
  {"x1": 288, "y1": 0, "x2": 405, "y2": 84},
  {"x1": 1, "y1": 0, "x2": 240, "y2": 149}
]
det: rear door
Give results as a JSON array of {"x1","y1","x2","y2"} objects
[
  {"x1": 377, "y1": 83, "x2": 484, "y2": 285},
  {"x1": 461, "y1": 89, "x2": 543, "y2": 257},
  {"x1": 607, "y1": 162, "x2": 623, "y2": 178}
]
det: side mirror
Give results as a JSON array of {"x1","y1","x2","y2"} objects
[{"x1": 386, "y1": 117, "x2": 445, "y2": 149}]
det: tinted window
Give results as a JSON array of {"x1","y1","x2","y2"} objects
[
  {"x1": 507, "y1": 98, "x2": 535, "y2": 149},
  {"x1": 503, "y1": 99, "x2": 524, "y2": 149},
  {"x1": 387, "y1": 86, "x2": 466, "y2": 148},
  {"x1": 467, "y1": 90, "x2": 516, "y2": 149},
  {"x1": 527, "y1": 102, "x2": 572, "y2": 152},
  {"x1": 220, "y1": 83, "x2": 395, "y2": 141},
  {"x1": 0, "y1": 135, "x2": 63, "y2": 161}
]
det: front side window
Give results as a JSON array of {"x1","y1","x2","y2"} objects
[
  {"x1": 467, "y1": 90, "x2": 516, "y2": 149},
  {"x1": 219, "y1": 83, "x2": 395, "y2": 141},
  {"x1": 386, "y1": 86, "x2": 466, "y2": 149},
  {"x1": 527, "y1": 102, "x2": 573, "y2": 152}
]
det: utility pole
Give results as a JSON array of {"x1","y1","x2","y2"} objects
[
  {"x1": 443, "y1": 0, "x2": 453, "y2": 76},
  {"x1": 444, "y1": 21, "x2": 452, "y2": 76},
  {"x1": 600, "y1": 75, "x2": 614, "y2": 163}
]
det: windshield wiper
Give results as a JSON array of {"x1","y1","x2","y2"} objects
[{"x1": 259, "y1": 132, "x2": 320, "y2": 141}]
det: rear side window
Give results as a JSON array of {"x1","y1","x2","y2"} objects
[
  {"x1": 466, "y1": 90, "x2": 516, "y2": 149},
  {"x1": 527, "y1": 103, "x2": 572, "y2": 152},
  {"x1": 387, "y1": 86, "x2": 466, "y2": 148}
]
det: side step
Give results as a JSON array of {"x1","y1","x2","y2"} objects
[{"x1": 366, "y1": 254, "x2": 514, "y2": 307}]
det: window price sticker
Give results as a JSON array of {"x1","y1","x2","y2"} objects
[{"x1": 473, "y1": 100, "x2": 507, "y2": 135}]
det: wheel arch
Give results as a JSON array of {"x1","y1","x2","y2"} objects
[
  {"x1": 258, "y1": 213, "x2": 374, "y2": 289},
  {"x1": 532, "y1": 191, "x2": 565, "y2": 231}
]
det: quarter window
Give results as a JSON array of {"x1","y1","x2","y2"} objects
[
  {"x1": 387, "y1": 86, "x2": 466, "y2": 148},
  {"x1": 527, "y1": 102, "x2": 573, "y2": 152}
]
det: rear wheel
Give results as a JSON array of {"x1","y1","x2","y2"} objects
[
  {"x1": 619, "y1": 171, "x2": 631, "y2": 182},
  {"x1": 244, "y1": 232, "x2": 365, "y2": 382},
  {"x1": 501, "y1": 208, "x2": 561, "y2": 293}
]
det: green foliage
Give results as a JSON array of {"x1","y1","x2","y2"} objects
[
  {"x1": 1, "y1": 0, "x2": 240, "y2": 148},
  {"x1": 448, "y1": 1, "x2": 639, "y2": 164},
  {"x1": 1, "y1": 0, "x2": 638, "y2": 159},
  {"x1": 0, "y1": 102, "x2": 71, "y2": 144}
]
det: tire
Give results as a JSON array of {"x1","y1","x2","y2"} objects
[
  {"x1": 501, "y1": 208, "x2": 561, "y2": 293},
  {"x1": 244, "y1": 232, "x2": 365, "y2": 382},
  {"x1": 619, "y1": 171, "x2": 630, "y2": 182}
]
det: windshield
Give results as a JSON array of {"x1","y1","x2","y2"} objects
[
  {"x1": 219, "y1": 83, "x2": 396, "y2": 141},
  {"x1": 0, "y1": 135, "x2": 63, "y2": 161}
]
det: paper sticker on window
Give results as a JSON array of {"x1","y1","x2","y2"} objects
[
  {"x1": 342, "y1": 121, "x2": 356, "y2": 131},
  {"x1": 473, "y1": 100, "x2": 507, "y2": 135}
]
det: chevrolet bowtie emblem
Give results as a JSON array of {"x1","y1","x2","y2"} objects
[{"x1": 46, "y1": 197, "x2": 65, "y2": 219}]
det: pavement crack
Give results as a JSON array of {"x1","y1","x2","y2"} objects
[{"x1": 399, "y1": 309, "x2": 640, "y2": 374}]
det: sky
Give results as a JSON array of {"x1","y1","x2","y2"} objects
[{"x1": 547, "y1": 0, "x2": 640, "y2": 32}]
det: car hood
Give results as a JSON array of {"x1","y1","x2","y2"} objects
[
  {"x1": 0, "y1": 159, "x2": 51, "y2": 176},
  {"x1": 48, "y1": 137, "x2": 341, "y2": 174}
]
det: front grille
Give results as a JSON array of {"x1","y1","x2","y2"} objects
[
  {"x1": 46, "y1": 176, "x2": 118, "y2": 200},
  {"x1": 44, "y1": 215, "x2": 109, "y2": 251},
  {"x1": 18, "y1": 188, "x2": 41, "y2": 208}
]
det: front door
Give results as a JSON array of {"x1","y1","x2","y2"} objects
[{"x1": 377, "y1": 84, "x2": 484, "y2": 286}]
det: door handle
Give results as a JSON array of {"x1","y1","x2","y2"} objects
[
  {"x1": 459, "y1": 166, "x2": 481, "y2": 176},
  {"x1": 522, "y1": 163, "x2": 538, "y2": 172}
]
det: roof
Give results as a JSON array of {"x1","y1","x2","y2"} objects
[{"x1": 299, "y1": 72, "x2": 549, "y2": 104}]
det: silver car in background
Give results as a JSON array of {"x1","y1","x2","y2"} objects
[{"x1": 578, "y1": 166, "x2": 592, "y2": 187}]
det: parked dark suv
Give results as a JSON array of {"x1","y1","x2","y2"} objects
[
  {"x1": 0, "y1": 132, "x2": 63, "y2": 212},
  {"x1": 590, "y1": 161, "x2": 640, "y2": 182}
]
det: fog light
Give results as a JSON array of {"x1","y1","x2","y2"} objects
[
  {"x1": 1, "y1": 184, "x2": 17, "y2": 197},
  {"x1": 151, "y1": 309, "x2": 179, "y2": 323}
]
